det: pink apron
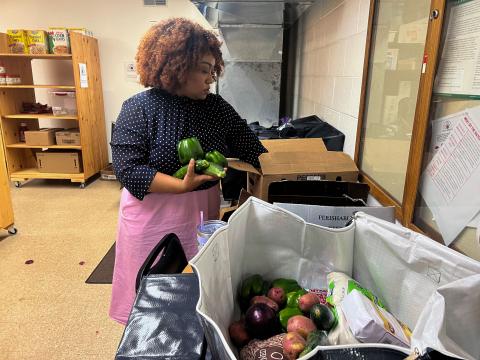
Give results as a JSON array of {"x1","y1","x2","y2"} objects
[{"x1": 109, "y1": 185, "x2": 220, "y2": 325}]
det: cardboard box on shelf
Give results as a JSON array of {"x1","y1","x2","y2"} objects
[
  {"x1": 228, "y1": 138, "x2": 359, "y2": 201},
  {"x1": 36, "y1": 152, "x2": 82, "y2": 173},
  {"x1": 24, "y1": 128, "x2": 61, "y2": 146},
  {"x1": 55, "y1": 128, "x2": 80, "y2": 146}
]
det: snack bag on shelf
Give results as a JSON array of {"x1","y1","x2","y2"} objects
[
  {"x1": 48, "y1": 28, "x2": 70, "y2": 54},
  {"x1": 7, "y1": 30, "x2": 29, "y2": 54},
  {"x1": 27, "y1": 30, "x2": 49, "y2": 54}
]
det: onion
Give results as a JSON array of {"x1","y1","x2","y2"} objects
[{"x1": 245, "y1": 303, "x2": 279, "y2": 339}]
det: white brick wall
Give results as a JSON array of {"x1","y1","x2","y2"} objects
[{"x1": 295, "y1": 0, "x2": 370, "y2": 157}]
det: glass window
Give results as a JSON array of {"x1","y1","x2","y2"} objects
[
  {"x1": 414, "y1": 0, "x2": 480, "y2": 260},
  {"x1": 358, "y1": 0, "x2": 431, "y2": 202}
]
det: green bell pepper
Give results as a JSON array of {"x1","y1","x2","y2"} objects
[
  {"x1": 279, "y1": 307, "x2": 303, "y2": 329},
  {"x1": 177, "y1": 137, "x2": 204, "y2": 164},
  {"x1": 202, "y1": 163, "x2": 226, "y2": 178},
  {"x1": 240, "y1": 274, "x2": 263, "y2": 300},
  {"x1": 299, "y1": 330, "x2": 329, "y2": 357},
  {"x1": 172, "y1": 165, "x2": 189, "y2": 179},
  {"x1": 271, "y1": 278, "x2": 302, "y2": 294},
  {"x1": 239, "y1": 274, "x2": 264, "y2": 312},
  {"x1": 286, "y1": 289, "x2": 308, "y2": 308},
  {"x1": 195, "y1": 159, "x2": 210, "y2": 172},
  {"x1": 172, "y1": 159, "x2": 210, "y2": 179},
  {"x1": 205, "y1": 150, "x2": 228, "y2": 168}
]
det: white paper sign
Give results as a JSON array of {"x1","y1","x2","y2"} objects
[
  {"x1": 435, "y1": 0, "x2": 480, "y2": 95},
  {"x1": 430, "y1": 111, "x2": 464, "y2": 155},
  {"x1": 124, "y1": 61, "x2": 138, "y2": 82},
  {"x1": 79, "y1": 63, "x2": 88, "y2": 88},
  {"x1": 430, "y1": 110, "x2": 480, "y2": 228},
  {"x1": 420, "y1": 108, "x2": 480, "y2": 245}
]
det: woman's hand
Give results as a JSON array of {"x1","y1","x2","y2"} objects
[{"x1": 182, "y1": 159, "x2": 217, "y2": 192}]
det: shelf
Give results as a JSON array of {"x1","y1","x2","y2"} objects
[
  {"x1": 6, "y1": 143, "x2": 82, "y2": 150},
  {"x1": 3, "y1": 114, "x2": 78, "y2": 120},
  {"x1": 0, "y1": 31, "x2": 109, "y2": 185},
  {"x1": 433, "y1": 92, "x2": 480, "y2": 100},
  {"x1": 10, "y1": 168, "x2": 85, "y2": 182},
  {"x1": 0, "y1": 85, "x2": 75, "y2": 89},
  {"x1": 0, "y1": 53, "x2": 72, "y2": 60}
]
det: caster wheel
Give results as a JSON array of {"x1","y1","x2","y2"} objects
[
  {"x1": 14, "y1": 181, "x2": 21, "y2": 188},
  {"x1": 7, "y1": 226, "x2": 17, "y2": 235},
  {"x1": 79, "y1": 183, "x2": 86, "y2": 189}
]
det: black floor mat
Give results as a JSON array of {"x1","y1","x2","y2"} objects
[{"x1": 85, "y1": 243, "x2": 115, "y2": 284}]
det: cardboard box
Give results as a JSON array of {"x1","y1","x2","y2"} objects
[
  {"x1": 267, "y1": 180, "x2": 370, "y2": 205},
  {"x1": 25, "y1": 128, "x2": 60, "y2": 146},
  {"x1": 56, "y1": 128, "x2": 80, "y2": 146},
  {"x1": 275, "y1": 202, "x2": 395, "y2": 228},
  {"x1": 36, "y1": 152, "x2": 82, "y2": 173},
  {"x1": 228, "y1": 138, "x2": 359, "y2": 201}
]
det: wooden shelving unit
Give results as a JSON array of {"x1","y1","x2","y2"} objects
[
  {"x1": 0, "y1": 53, "x2": 72, "y2": 60},
  {"x1": 0, "y1": 85, "x2": 76, "y2": 89},
  {"x1": 0, "y1": 125, "x2": 15, "y2": 234},
  {"x1": 6, "y1": 143, "x2": 82, "y2": 149},
  {"x1": 0, "y1": 32, "x2": 108, "y2": 187},
  {"x1": 8, "y1": 168, "x2": 85, "y2": 181},
  {"x1": 3, "y1": 114, "x2": 78, "y2": 120}
]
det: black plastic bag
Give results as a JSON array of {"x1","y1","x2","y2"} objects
[{"x1": 115, "y1": 233, "x2": 209, "y2": 360}]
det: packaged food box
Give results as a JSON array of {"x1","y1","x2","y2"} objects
[
  {"x1": 67, "y1": 28, "x2": 93, "y2": 37},
  {"x1": 48, "y1": 28, "x2": 70, "y2": 54},
  {"x1": 27, "y1": 30, "x2": 49, "y2": 54},
  {"x1": 56, "y1": 128, "x2": 81, "y2": 146},
  {"x1": 7, "y1": 30, "x2": 29, "y2": 54}
]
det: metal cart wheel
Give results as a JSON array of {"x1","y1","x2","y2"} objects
[
  {"x1": 79, "y1": 183, "x2": 86, "y2": 189},
  {"x1": 14, "y1": 181, "x2": 21, "y2": 188},
  {"x1": 7, "y1": 226, "x2": 17, "y2": 235}
]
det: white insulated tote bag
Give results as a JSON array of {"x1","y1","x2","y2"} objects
[{"x1": 190, "y1": 198, "x2": 480, "y2": 360}]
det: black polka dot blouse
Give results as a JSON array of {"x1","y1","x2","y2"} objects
[{"x1": 111, "y1": 88, "x2": 267, "y2": 200}]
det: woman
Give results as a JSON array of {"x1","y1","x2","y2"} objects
[{"x1": 109, "y1": 18, "x2": 267, "y2": 324}]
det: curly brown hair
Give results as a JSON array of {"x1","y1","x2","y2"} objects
[{"x1": 136, "y1": 18, "x2": 224, "y2": 91}]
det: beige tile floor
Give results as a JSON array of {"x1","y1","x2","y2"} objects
[{"x1": 0, "y1": 178, "x2": 124, "y2": 359}]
